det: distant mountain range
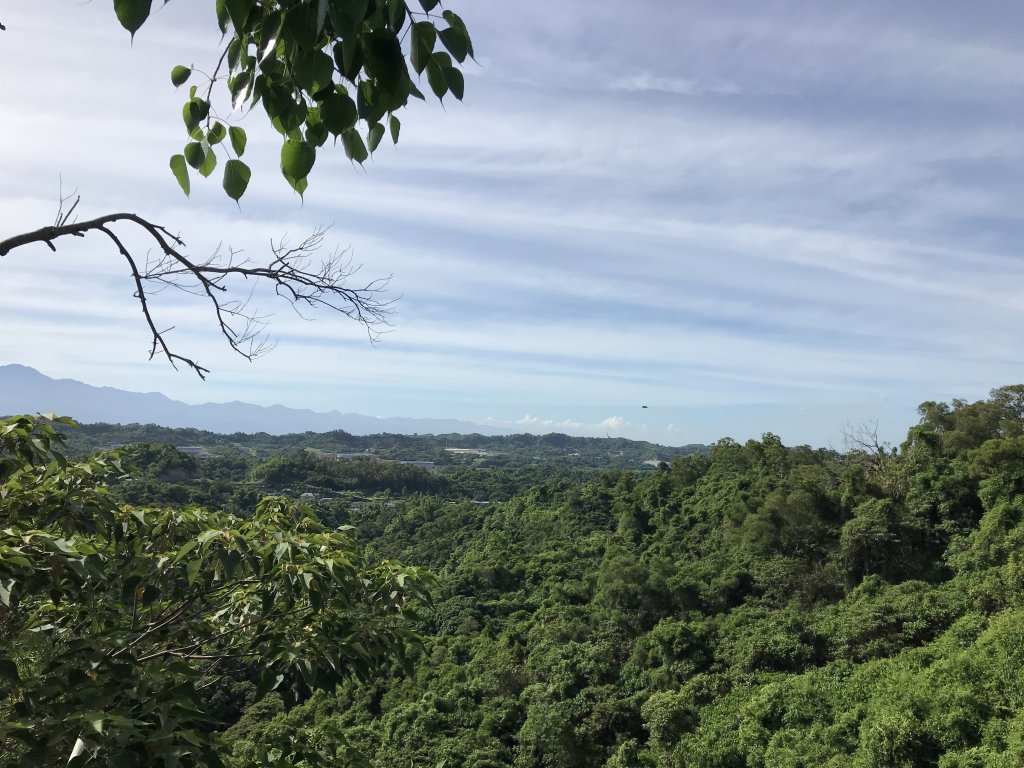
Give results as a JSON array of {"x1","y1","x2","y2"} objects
[{"x1": 0, "y1": 365, "x2": 507, "y2": 436}]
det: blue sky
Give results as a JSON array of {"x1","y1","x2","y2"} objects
[{"x1": 2, "y1": 2, "x2": 1023, "y2": 446}]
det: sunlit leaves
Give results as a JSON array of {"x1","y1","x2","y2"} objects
[
  {"x1": 142, "y1": 0, "x2": 473, "y2": 199},
  {"x1": 170, "y1": 65, "x2": 191, "y2": 87}
]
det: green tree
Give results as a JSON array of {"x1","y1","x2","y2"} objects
[{"x1": 0, "y1": 415, "x2": 431, "y2": 766}]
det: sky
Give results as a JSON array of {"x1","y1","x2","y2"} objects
[{"x1": 2, "y1": 2, "x2": 1024, "y2": 447}]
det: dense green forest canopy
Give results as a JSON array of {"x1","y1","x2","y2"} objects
[
  {"x1": 61, "y1": 422, "x2": 706, "y2": 466},
  {"x1": 5, "y1": 386, "x2": 1024, "y2": 766}
]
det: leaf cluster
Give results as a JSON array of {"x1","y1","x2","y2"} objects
[
  {"x1": 0, "y1": 415, "x2": 430, "y2": 767},
  {"x1": 113, "y1": 0, "x2": 474, "y2": 201}
]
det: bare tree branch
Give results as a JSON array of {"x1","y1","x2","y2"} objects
[
  {"x1": 842, "y1": 420, "x2": 892, "y2": 472},
  {"x1": 0, "y1": 202, "x2": 394, "y2": 379}
]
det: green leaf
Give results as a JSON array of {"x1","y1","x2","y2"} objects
[
  {"x1": 328, "y1": 0, "x2": 370, "y2": 39},
  {"x1": 229, "y1": 71, "x2": 251, "y2": 110},
  {"x1": 229, "y1": 126, "x2": 247, "y2": 156},
  {"x1": 182, "y1": 99, "x2": 208, "y2": 131},
  {"x1": 389, "y1": 114, "x2": 401, "y2": 144},
  {"x1": 183, "y1": 103, "x2": 199, "y2": 131},
  {"x1": 198, "y1": 145, "x2": 218, "y2": 178},
  {"x1": 356, "y1": 80, "x2": 381, "y2": 122},
  {"x1": 169, "y1": 154, "x2": 190, "y2": 196},
  {"x1": 186, "y1": 559, "x2": 201, "y2": 587},
  {"x1": 388, "y1": 0, "x2": 408, "y2": 31},
  {"x1": 341, "y1": 129, "x2": 368, "y2": 164},
  {"x1": 224, "y1": 0, "x2": 255, "y2": 33},
  {"x1": 184, "y1": 142, "x2": 205, "y2": 170},
  {"x1": 419, "y1": 0, "x2": 439, "y2": 10},
  {"x1": 443, "y1": 10, "x2": 474, "y2": 58},
  {"x1": 215, "y1": 0, "x2": 229, "y2": 33},
  {"x1": 170, "y1": 65, "x2": 192, "y2": 87},
  {"x1": 174, "y1": 540, "x2": 199, "y2": 564},
  {"x1": 280, "y1": 139, "x2": 316, "y2": 182},
  {"x1": 114, "y1": 0, "x2": 152, "y2": 37},
  {"x1": 207, "y1": 122, "x2": 227, "y2": 145},
  {"x1": 363, "y1": 29, "x2": 406, "y2": 84},
  {"x1": 443, "y1": 66, "x2": 464, "y2": 100},
  {"x1": 256, "y1": 668, "x2": 285, "y2": 699},
  {"x1": 321, "y1": 93, "x2": 357, "y2": 134},
  {"x1": 410, "y1": 22, "x2": 436, "y2": 75},
  {"x1": 84, "y1": 712, "x2": 105, "y2": 735},
  {"x1": 305, "y1": 121, "x2": 329, "y2": 147},
  {"x1": 368, "y1": 122, "x2": 385, "y2": 152},
  {"x1": 438, "y1": 26, "x2": 469, "y2": 63},
  {"x1": 316, "y1": 0, "x2": 330, "y2": 34},
  {"x1": 335, "y1": 37, "x2": 364, "y2": 81},
  {"x1": 227, "y1": 37, "x2": 242, "y2": 70},
  {"x1": 293, "y1": 50, "x2": 336, "y2": 93},
  {"x1": 426, "y1": 56, "x2": 447, "y2": 100}
]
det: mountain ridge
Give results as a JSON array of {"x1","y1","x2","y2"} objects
[{"x1": 0, "y1": 364, "x2": 507, "y2": 436}]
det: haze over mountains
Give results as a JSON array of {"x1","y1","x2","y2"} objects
[{"x1": 0, "y1": 365, "x2": 506, "y2": 436}]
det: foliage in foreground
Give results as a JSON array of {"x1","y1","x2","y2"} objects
[{"x1": 0, "y1": 415, "x2": 429, "y2": 767}]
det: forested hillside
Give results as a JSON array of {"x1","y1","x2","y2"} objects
[
  {"x1": 226, "y1": 386, "x2": 1024, "y2": 767},
  {"x1": 64, "y1": 423, "x2": 704, "y2": 469},
  {"x1": 5, "y1": 388, "x2": 1024, "y2": 766}
]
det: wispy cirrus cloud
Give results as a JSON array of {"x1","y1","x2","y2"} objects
[
  {"x1": 2, "y1": 2, "x2": 1023, "y2": 447},
  {"x1": 607, "y1": 73, "x2": 741, "y2": 96}
]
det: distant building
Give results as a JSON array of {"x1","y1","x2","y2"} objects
[
  {"x1": 176, "y1": 446, "x2": 212, "y2": 460},
  {"x1": 643, "y1": 459, "x2": 669, "y2": 469}
]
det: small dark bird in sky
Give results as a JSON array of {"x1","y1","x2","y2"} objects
[{"x1": 642, "y1": 405, "x2": 648, "y2": 409}]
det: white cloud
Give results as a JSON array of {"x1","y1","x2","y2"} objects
[
  {"x1": 3, "y1": 2, "x2": 1023, "y2": 446},
  {"x1": 607, "y1": 73, "x2": 741, "y2": 96}
]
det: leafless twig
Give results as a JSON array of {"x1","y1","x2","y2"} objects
[{"x1": 0, "y1": 207, "x2": 394, "y2": 379}]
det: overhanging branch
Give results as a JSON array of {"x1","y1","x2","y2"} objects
[{"x1": 0, "y1": 203, "x2": 394, "y2": 379}]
